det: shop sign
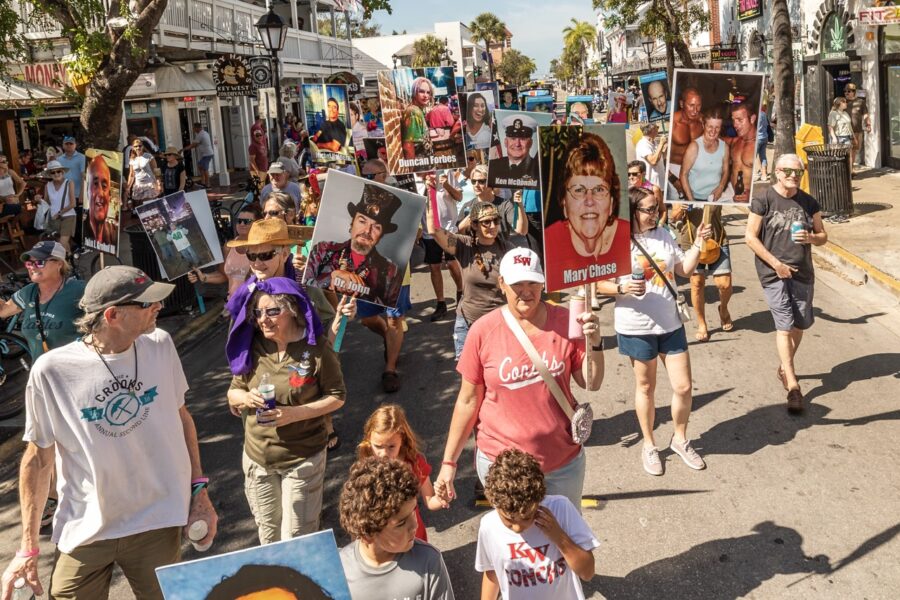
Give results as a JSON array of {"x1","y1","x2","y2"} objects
[
  {"x1": 738, "y1": 0, "x2": 762, "y2": 21},
  {"x1": 248, "y1": 56, "x2": 273, "y2": 89},
  {"x1": 213, "y1": 54, "x2": 254, "y2": 98},
  {"x1": 131, "y1": 102, "x2": 148, "y2": 114},
  {"x1": 326, "y1": 71, "x2": 362, "y2": 96},
  {"x1": 16, "y1": 62, "x2": 69, "y2": 89},
  {"x1": 710, "y1": 47, "x2": 739, "y2": 63},
  {"x1": 650, "y1": 49, "x2": 710, "y2": 69},
  {"x1": 858, "y1": 6, "x2": 900, "y2": 26},
  {"x1": 821, "y1": 13, "x2": 850, "y2": 59}
]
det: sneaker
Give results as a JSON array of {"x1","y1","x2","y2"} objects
[
  {"x1": 642, "y1": 446, "x2": 663, "y2": 476},
  {"x1": 669, "y1": 437, "x2": 706, "y2": 470},
  {"x1": 430, "y1": 301, "x2": 448, "y2": 322},
  {"x1": 41, "y1": 497, "x2": 58, "y2": 528},
  {"x1": 787, "y1": 388, "x2": 804, "y2": 414}
]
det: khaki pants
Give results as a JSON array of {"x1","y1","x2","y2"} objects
[
  {"x1": 242, "y1": 448, "x2": 326, "y2": 545},
  {"x1": 49, "y1": 526, "x2": 181, "y2": 600}
]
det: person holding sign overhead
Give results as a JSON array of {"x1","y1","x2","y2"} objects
[{"x1": 491, "y1": 115, "x2": 539, "y2": 188}]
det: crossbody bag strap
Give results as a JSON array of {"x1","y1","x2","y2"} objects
[
  {"x1": 631, "y1": 236, "x2": 679, "y2": 301},
  {"x1": 31, "y1": 286, "x2": 50, "y2": 351},
  {"x1": 500, "y1": 306, "x2": 574, "y2": 419}
]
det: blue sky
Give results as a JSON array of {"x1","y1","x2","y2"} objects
[{"x1": 368, "y1": 0, "x2": 599, "y2": 75}]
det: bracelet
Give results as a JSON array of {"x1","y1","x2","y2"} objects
[
  {"x1": 16, "y1": 549, "x2": 39, "y2": 558},
  {"x1": 591, "y1": 339, "x2": 604, "y2": 352},
  {"x1": 191, "y1": 482, "x2": 208, "y2": 497},
  {"x1": 191, "y1": 477, "x2": 210, "y2": 485},
  {"x1": 616, "y1": 283, "x2": 624, "y2": 295},
  {"x1": 441, "y1": 460, "x2": 457, "y2": 468}
]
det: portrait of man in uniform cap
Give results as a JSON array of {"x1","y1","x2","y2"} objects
[
  {"x1": 304, "y1": 171, "x2": 425, "y2": 307},
  {"x1": 489, "y1": 111, "x2": 549, "y2": 189}
]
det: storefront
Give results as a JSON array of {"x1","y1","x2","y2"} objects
[{"x1": 861, "y1": 6, "x2": 900, "y2": 169}]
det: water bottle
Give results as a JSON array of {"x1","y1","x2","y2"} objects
[
  {"x1": 12, "y1": 578, "x2": 35, "y2": 600},
  {"x1": 256, "y1": 373, "x2": 276, "y2": 424},
  {"x1": 188, "y1": 519, "x2": 212, "y2": 552},
  {"x1": 568, "y1": 294, "x2": 585, "y2": 340},
  {"x1": 632, "y1": 266, "x2": 646, "y2": 296}
]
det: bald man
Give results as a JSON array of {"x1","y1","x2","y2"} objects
[
  {"x1": 668, "y1": 87, "x2": 704, "y2": 197},
  {"x1": 647, "y1": 80, "x2": 670, "y2": 120}
]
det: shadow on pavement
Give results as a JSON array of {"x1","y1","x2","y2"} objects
[
  {"x1": 812, "y1": 307, "x2": 887, "y2": 325},
  {"x1": 801, "y1": 352, "x2": 899, "y2": 403},
  {"x1": 728, "y1": 309, "x2": 776, "y2": 335},
  {"x1": 586, "y1": 521, "x2": 830, "y2": 599}
]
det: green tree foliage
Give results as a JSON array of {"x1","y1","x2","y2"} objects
[
  {"x1": 562, "y1": 18, "x2": 597, "y2": 89},
  {"x1": 317, "y1": 14, "x2": 381, "y2": 38},
  {"x1": 412, "y1": 35, "x2": 447, "y2": 68},
  {"x1": 496, "y1": 49, "x2": 536, "y2": 86},
  {"x1": 469, "y1": 12, "x2": 507, "y2": 80}
]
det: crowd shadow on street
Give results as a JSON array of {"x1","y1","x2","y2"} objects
[{"x1": 812, "y1": 307, "x2": 887, "y2": 325}]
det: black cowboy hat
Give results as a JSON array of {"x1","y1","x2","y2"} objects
[{"x1": 347, "y1": 184, "x2": 401, "y2": 234}]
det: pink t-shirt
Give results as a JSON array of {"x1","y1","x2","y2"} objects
[{"x1": 457, "y1": 304, "x2": 585, "y2": 473}]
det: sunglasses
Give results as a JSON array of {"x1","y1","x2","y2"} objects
[
  {"x1": 627, "y1": 171, "x2": 642, "y2": 177},
  {"x1": 363, "y1": 171, "x2": 386, "y2": 180},
  {"x1": 263, "y1": 209, "x2": 286, "y2": 218},
  {"x1": 51, "y1": 170, "x2": 65, "y2": 175},
  {"x1": 252, "y1": 306, "x2": 284, "y2": 319},
  {"x1": 635, "y1": 204, "x2": 659, "y2": 215},
  {"x1": 779, "y1": 167, "x2": 804, "y2": 177},
  {"x1": 479, "y1": 217, "x2": 500, "y2": 226},
  {"x1": 247, "y1": 249, "x2": 279, "y2": 262},
  {"x1": 24, "y1": 259, "x2": 48, "y2": 269},
  {"x1": 119, "y1": 300, "x2": 156, "y2": 309},
  {"x1": 471, "y1": 178, "x2": 487, "y2": 185},
  {"x1": 467, "y1": 156, "x2": 476, "y2": 162},
  {"x1": 236, "y1": 218, "x2": 254, "y2": 225},
  {"x1": 254, "y1": 133, "x2": 264, "y2": 137},
  {"x1": 845, "y1": 89, "x2": 857, "y2": 93}
]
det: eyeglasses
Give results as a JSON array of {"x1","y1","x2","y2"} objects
[
  {"x1": 263, "y1": 210, "x2": 286, "y2": 218},
  {"x1": 567, "y1": 184, "x2": 610, "y2": 200},
  {"x1": 467, "y1": 156, "x2": 476, "y2": 162},
  {"x1": 254, "y1": 133, "x2": 264, "y2": 137},
  {"x1": 246, "y1": 249, "x2": 279, "y2": 262},
  {"x1": 845, "y1": 88, "x2": 857, "y2": 94},
  {"x1": 119, "y1": 300, "x2": 156, "y2": 309},
  {"x1": 51, "y1": 170, "x2": 64, "y2": 175},
  {"x1": 252, "y1": 306, "x2": 284, "y2": 319},
  {"x1": 471, "y1": 178, "x2": 487, "y2": 185},
  {"x1": 778, "y1": 167, "x2": 804, "y2": 177},
  {"x1": 363, "y1": 171, "x2": 386, "y2": 180},
  {"x1": 24, "y1": 259, "x2": 47, "y2": 269},
  {"x1": 479, "y1": 218, "x2": 500, "y2": 226},
  {"x1": 635, "y1": 204, "x2": 659, "y2": 215},
  {"x1": 236, "y1": 218, "x2": 254, "y2": 225}
]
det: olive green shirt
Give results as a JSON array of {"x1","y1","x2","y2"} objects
[{"x1": 230, "y1": 334, "x2": 345, "y2": 469}]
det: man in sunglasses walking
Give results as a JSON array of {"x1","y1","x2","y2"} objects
[
  {"x1": 745, "y1": 154, "x2": 827, "y2": 414},
  {"x1": 1, "y1": 266, "x2": 217, "y2": 600}
]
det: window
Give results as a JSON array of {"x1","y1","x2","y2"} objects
[{"x1": 884, "y1": 24, "x2": 900, "y2": 55}]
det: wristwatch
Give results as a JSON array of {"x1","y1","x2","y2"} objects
[
  {"x1": 616, "y1": 283, "x2": 624, "y2": 295},
  {"x1": 591, "y1": 339, "x2": 604, "y2": 352}
]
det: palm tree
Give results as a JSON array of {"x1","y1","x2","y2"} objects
[
  {"x1": 469, "y1": 12, "x2": 507, "y2": 81},
  {"x1": 771, "y1": 0, "x2": 796, "y2": 162},
  {"x1": 562, "y1": 18, "x2": 597, "y2": 91},
  {"x1": 412, "y1": 35, "x2": 447, "y2": 68}
]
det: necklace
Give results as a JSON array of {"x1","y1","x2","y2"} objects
[{"x1": 89, "y1": 337, "x2": 139, "y2": 394}]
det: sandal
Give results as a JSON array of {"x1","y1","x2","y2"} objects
[
  {"x1": 381, "y1": 370, "x2": 400, "y2": 393},
  {"x1": 327, "y1": 431, "x2": 341, "y2": 452},
  {"x1": 718, "y1": 306, "x2": 734, "y2": 332},
  {"x1": 694, "y1": 328, "x2": 709, "y2": 342}
]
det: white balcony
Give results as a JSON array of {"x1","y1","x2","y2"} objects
[{"x1": 9, "y1": 0, "x2": 353, "y2": 75}]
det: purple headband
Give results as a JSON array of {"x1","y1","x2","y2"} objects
[{"x1": 225, "y1": 276, "x2": 324, "y2": 375}]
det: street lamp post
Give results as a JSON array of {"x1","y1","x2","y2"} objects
[
  {"x1": 256, "y1": 7, "x2": 288, "y2": 151},
  {"x1": 641, "y1": 38, "x2": 655, "y2": 73}
]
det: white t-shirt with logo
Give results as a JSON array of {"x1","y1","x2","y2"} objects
[
  {"x1": 23, "y1": 329, "x2": 191, "y2": 553},
  {"x1": 167, "y1": 227, "x2": 191, "y2": 251},
  {"x1": 475, "y1": 495, "x2": 600, "y2": 600}
]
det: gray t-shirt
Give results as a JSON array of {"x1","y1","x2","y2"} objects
[
  {"x1": 340, "y1": 539, "x2": 454, "y2": 600},
  {"x1": 193, "y1": 130, "x2": 214, "y2": 158},
  {"x1": 750, "y1": 186, "x2": 821, "y2": 285}
]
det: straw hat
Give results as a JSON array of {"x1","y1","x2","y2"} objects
[
  {"x1": 226, "y1": 218, "x2": 294, "y2": 248},
  {"x1": 164, "y1": 146, "x2": 181, "y2": 156}
]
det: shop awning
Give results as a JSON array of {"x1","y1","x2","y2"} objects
[
  {"x1": 127, "y1": 65, "x2": 215, "y2": 98},
  {"x1": 0, "y1": 77, "x2": 69, "y2": 107}
]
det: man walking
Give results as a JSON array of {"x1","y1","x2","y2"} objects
[
  {"x1": 56, "y1": 136, "x2": 86, "y2": 243},
  {"x1": 844, "y1": 83, "x2": 870, "y2": 171},
  {"x1": 182, "y1": 123, "x2": 215, "y2": 188},
  {"x1": 745, "y1": 154, "x2": 827, "y2": 413},
  {"x1": 1, "y1": 266, "x2": 217, "y2": 599}
]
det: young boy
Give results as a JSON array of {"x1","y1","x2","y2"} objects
[
  {"x1": 340, "y1": 457, "x2": 455, "y2": 599},
  {"x1": 476, "y1": 449, "x2": 600, "y2": 599}
]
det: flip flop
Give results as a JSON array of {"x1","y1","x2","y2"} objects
[
  {"x1": 719, "y1": 306, "x2": 734, "y2": 332},
  {"x1": 327, "y1": 431, "x2": 341, "y2": 452}
]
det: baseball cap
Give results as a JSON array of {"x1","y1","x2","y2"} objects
[
  {"x1": 79, "y1": 266, "x2": 174, "y2": 312},
  {"x1": 62, "y1": 136, "x2": 76, "y2": 144},
  {"x1": 267, "y1": 162, "x2": 285, "y2": 175},
  {"x1": 21, "y1": 240, "x2": 66, "y2": 262},
  {"x1": 499, "y1": 248, "x2": 545, "y2": 285}
]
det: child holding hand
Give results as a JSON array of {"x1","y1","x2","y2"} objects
[{"x1": 358, "y1": 404, "x2": 446, "y2": 541}]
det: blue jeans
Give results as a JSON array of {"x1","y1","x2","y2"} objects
[
  {"x1": 755, "y1": 139, "x2": 768, "y2": 169},
  {"x1": 475, "y1": 446, "x2": 586, "y2": 512},
  {"x1": 453, "y1": 312, "x2": 470, "y2": 360},
  {"x1": 179, "y1": 246, "x2": 200, "y2": 266}
]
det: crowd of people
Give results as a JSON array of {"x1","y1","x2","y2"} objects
[{"x1": 0, "y1": 76, "x2": 835, "y2": 600}]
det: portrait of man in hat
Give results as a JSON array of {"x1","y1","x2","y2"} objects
[
  {"x1": 489, "y1": 113, "x2": 544, "y2": 189},
  {"x1": 304, "y1": 182, "x2": 403, "y2": 306}
]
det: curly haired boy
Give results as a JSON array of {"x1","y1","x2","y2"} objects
[
  {"x1": 477, "y1": 449, "x2": 600, "y2": 599},
  {"x1": 339, "y1": 457, "x2": 455, "y2": 599}
]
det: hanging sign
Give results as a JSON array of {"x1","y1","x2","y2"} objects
[
  {"x1": 858, "y1": 6, "x2": 900, "y2": 26},
  {"x1": 738, "y1": 0, "x2": 762, "y2": 21},
  {"x1": 213, "y1": 54, "x2": 254, "y2": 98}
]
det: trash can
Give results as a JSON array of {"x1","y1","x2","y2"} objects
[
  {"x1": 124, "y1": 225, "x2": 194, "y2": 315},
  {"x1": 804, "y1": 144, "x2": 853, "y2": 217},
  {"x1": 795, "y1": 124, "x2": 824, "y2": 193}
]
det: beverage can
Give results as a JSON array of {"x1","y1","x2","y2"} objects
[
  {"x1": 188, "y1": 519, "x2": 212, "y2": 552},
  {"x1": 790, "y1": 221, "x2": 804, "y2": 242},
  {"x1": 257, "y1": 373, "x2": 276, "y2": 423},
  {"x1": 568, "y1": 294, "x2": 585, "y2": 340}
]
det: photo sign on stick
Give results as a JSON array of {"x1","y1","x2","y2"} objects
[
  {"x1": 377, "y1": 66, "x2": 465, "y2": 174},
  {"x1": 664, "y1": 68, "x2": 766, "y2": 205},
  {"x1": 303, "y1": 170, "x2": 425, "y2": 308},
  {"x1": 303, "y1": 83, "x2": 355, "y2": 166},
  {"x1": 539, "y1": 124, "x2": 631, "y2": 292},
  {"x1": 82, "y1": 149, "x2": 123, "y2": 255},
  {"x1": 487, "y1": 109, "x2": 552, "y2": 190},
  {"x1": 156, "y1": 529, "x2": 351, "y2": 599},
  {"x1": 639, "y1": 71, "x2": 671, "y2": 123}
]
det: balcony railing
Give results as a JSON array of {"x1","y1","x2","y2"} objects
[{"x1": 9, "y1": 0, "x2": 352, "y2": 71}]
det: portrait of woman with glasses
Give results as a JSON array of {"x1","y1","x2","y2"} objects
[{"x1": 541, "y1": 131, "x2": 631, "y2": 292}]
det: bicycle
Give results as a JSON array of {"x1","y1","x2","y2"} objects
[
  {"x1": 229, "y1": 175, "x2": 262, "y2": 223},
  {"x1": 0, "y1": 332, "x2": 33, "y2": 419},
  {"x1": 210, "y1": 200, "x2": 234, "y2": 244}
]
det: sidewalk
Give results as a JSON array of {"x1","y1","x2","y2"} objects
[{"x1": 753, "y1": 165, "x2": 900, "y2": 300}]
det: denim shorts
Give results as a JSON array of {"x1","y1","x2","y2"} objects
[
  {"x1": 357, "y1": 285, "x2": 411, "y2": 319},
  {"x1": 453, "y1": 312, "x2": 470, "y2": 360},
  {"x1": 617, "y1": 326, "x2": 688, "y2": 361},
  {"x1": 198, "y1": 154, "x2": 214, "y2": 171},
  {"x1": 694, "y1": 245, "x2": 732, "y2": 277}
]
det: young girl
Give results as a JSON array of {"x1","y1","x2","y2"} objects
[{"x1": 357, "y1": 404, "x2": 446, "y2": 541}]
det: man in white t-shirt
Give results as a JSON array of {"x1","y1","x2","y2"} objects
[
  {"x1": 634, "y1": 123, "x2": 668, "y2": 196},
  {"x1": 0, "y1": 266, "x2": 218, "y2": 600},
  {"x1": 166, "y1": 221, "x2": 200, "y2": 267},
  {"x1": 183, "y1": 122, "x2": 215, "y2": 188}
]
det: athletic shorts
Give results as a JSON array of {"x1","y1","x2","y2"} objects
[
  {"x1": 761, "y1": 278, "x2": 815, "y2": 331},
  {"x1": 694, "y1": 245, "x2": 732, "y2": 277},
  {"x1": 617, "y1": 326, "x2": 689, "y2": 361},
  {"x1": 422, "y1": 238, "x2": 455, "y2": 265},
  {"x1": 357, "y1": 285, "x2": 411, "y2": 319},
  {"x1": 198, "y1": 155, "x2": 214, "y2": 171}
]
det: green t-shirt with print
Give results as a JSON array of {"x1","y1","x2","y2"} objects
[{"x1": 13, "y1": 279, "x2": 87, "y2": 358}]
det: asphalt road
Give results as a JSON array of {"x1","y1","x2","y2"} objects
[{"x1": 1, "y1": 209, "x2": 899, "y2": 598}]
